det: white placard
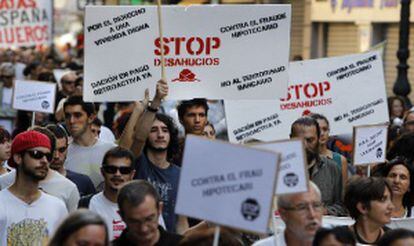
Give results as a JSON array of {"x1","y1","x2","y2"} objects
[
  {"x1": 225, "y1": 50, "x2": 389, "y2": 143},
  {"x1": 0, "y1": 0, "x2": 53, "y2": 48},
  {"x1": 251, "y1": 139, "x2": 308, "y2": 195},
  {"x1": 12, "y1": 80, "x2": 56, "y2": 113},
  {"x1": 84, "y1": 5, "x2": 291, "y2": 101},
  {"x1": 352, "y1": 124, "x2": 388, "y2": 166},
  {"x1": 175, "y1": 135, "x2": 280, "y2": 233}
]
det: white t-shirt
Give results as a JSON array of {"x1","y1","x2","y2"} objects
[
  {"x1": 99, "y1": 126, "x2": 116, "y2": 143},
  {"x1": 0, "y1": 189, "x2": 68, "y2": 245},
  {"x1": 252, "y1": 232, "x2": 286, "y2": 246},
  {"x1": 65, "y1": 139, "x2": 116, "y2": 189},
  {"x1": 89, "y1": 192, "x2": 166, "y2": 240},
  {"x1": 0, "y1": 169, "x2": 80, "y2": 212}
]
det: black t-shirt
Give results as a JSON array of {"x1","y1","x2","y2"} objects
[
  {"x1": 134, "y1": 154, "x2": 180, "y2": 232},
  {"x1": 338, "y1": 225, "x2": 391, "y2": 245},
  {"x1": 112, "y1": 226, "x2": 183, "y2": 246},
  {"x1": 66, "y1": 169, "x2": 96, "y2": 197}
]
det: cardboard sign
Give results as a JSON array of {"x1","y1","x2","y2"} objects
[
  {"x1": 84, "y1": 5, "x2": 291, "y2": 101},
  {"x1": 0, "y1": 0, "x2": 53, "y2": 48},
  {"x1": 251, "y1": 139, "x2": 308, "y2": 195},
  {"x1": 175, "y1": 135, "x2": 280, "y2": 233},
  {"x1": 12, "y1": 80, "x2": 56, "y2": 113},
  {"x1": 225, "y1": 50, "x2": 389, "y2": 143},
  {"x1": 352, "y1": 124, "x2": 388, "y2": 166}
]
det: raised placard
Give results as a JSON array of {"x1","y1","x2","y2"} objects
[
  {"x1": 84, "y1": 5, "x2": 291, "y2": 101},
  {"x1": 352, "y1": 124, "x2": 388, "y2": 166},
  {"x1": 12, "y1": 80, "x2": 56, "y2": 113},
  {"x1": 175, "y1": 135, "x2": 280, "y2": 233},
  {"x1": 251, "y1": 139, "x2": 308, "y2": 195},
  {"x1": 225, "y1": 50, "x2": 388, "y2": 143}
]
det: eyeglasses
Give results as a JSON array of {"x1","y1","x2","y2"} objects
[
  {"x1": 56, "y1": 147, "x2": 67, "y2": 153},
  {"x1": 25, "y1": 150, "x2": 53, "y2": 162},
  {"x1": 62, "y1": 80, "x2": 76, "y2": 84},
  {"x1": 102, "y1": 165, "x2": 133, "y2": 174},
  {"x1": 283, "y1": 202, "x2": 324, "y2": 214}
]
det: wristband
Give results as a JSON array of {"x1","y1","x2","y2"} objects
[{"x1": 147, "y1": 105, "x2": 158, "y2": 113}]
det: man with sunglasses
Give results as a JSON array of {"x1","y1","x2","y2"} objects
[
  {"x1": 0, "y1": 130, "x2": 68, "y2": 245},
  {"x1": 84, "y1": 146, "x2": 165, "y2": 240},
  {"x1": 0, "y1": 127, "x2": 81, "y2": 213},
  {"x1": 253, "y1": 181, "x2": 323, "y2": 246}
]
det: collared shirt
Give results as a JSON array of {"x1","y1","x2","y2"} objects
[{"x1": 310, "y1": 156, "x2": 347, "y2": 216}]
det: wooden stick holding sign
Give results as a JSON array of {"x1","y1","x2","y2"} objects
[
  {"x1": 156, "y1": 0, "x2": 166, "y2": 81},
  {"x1": 352, "y1": 123, "x2": 388, "y2": 177},
  {"x1": 213, "y1": 226, "x2": 220, "y2": 246}
]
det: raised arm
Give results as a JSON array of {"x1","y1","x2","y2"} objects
[{"x1": 129, "y1": 80, "x2": 169, "y2": 157}]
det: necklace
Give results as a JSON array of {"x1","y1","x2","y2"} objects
[{"x1": 353, "y1": 224, "x2": 382, "y2": 245}]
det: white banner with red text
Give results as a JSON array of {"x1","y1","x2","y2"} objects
[
  {"x1": 84, "y1": 5, "x2": 291, "y2": 101},
  {"x1": 0, "y1": 0, "x2": 52, "y2": 48},
  {"x1": 225, "y1": 50, "x2": 389, "y2": 143}
]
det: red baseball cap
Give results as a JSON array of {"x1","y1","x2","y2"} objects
[{"x1": 8, "y1": 130, "x2": 51, "y2": 168}]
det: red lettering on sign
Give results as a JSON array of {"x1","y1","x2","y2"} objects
[
  {"x1": 0, "y1": 0, "x2": 37, "y2": 9},
  {"x1": 280, "y1": 81, "x2": 331, "y2": 102},
  {"x1": 0, "y1": 25, "x2": 49, "y2": 44},
  {"x1": 154, "y1": 37, "x2": 221, "y2": 56}
]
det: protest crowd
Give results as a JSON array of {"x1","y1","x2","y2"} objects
[{"x1": 2, "y1": 2, "x2": 414, "y2": 246}]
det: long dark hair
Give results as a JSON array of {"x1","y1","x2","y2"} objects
[
  {"x1": 48, "y1": 209, "x2": 109, "y2": 246},
  {"x1": 144, "y1": 113, "x2": 179, "y2": 162},
  {"x1": 373, "y1": 157, "x2": 414, "y2": 210}
]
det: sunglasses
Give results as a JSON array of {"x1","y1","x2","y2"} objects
[
  {"x1": 102, "y1": 165, "x2": 133, "y2": 174},
  {"x1": 25, "y1": 150, "x2": 53, "y2": 162}
]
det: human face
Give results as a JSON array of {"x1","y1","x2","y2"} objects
[
  {"x1": 18, "y1": 147, "x2": 51, "y2": 181},
  {"x1": 392, "y1": 99, "x2": 404, "y2": 118},
  {"x1": 319, "y1": 234, "x2": 351, "y2": 246},
  {"x1": 50, "y1": 138, "x2": 68, "y2": 171},
  {"x1": 316, "y1": 119, "x2": 329, "y2": 146},
  {"x1": 293, "y1": 124, "x2": 320, "y2": 164},
  {"x1": 101, "y1": 157, "x2": 134, "y2": 192},
  {"x1": 404, "y1": 113, "x2": 414, "y2": 133},
  {"x1": 203, "y1": 124, "x2": 216, "y2": 140},
  {"x1": 0, "y1": 139, "x2": 11, "y2": 161},
  {"x1": 64, "y1": 105, "x2": 93, "y2": 138},
  {"x1": 91, "y1": 124, "x2": 101, "y2": 139},
  {"x1": 147, "y1": 119, "x2": 170, "y2": 152},
  {"x1": 279, "y1": 187, "x2": 323, "y2": 242},
  {"x1": 181, "y1": 106, "x2": 207, "y2": 135},
  {"x1": 61, "y1": 73, "x2": 77, "y2": 95},
  {"x1": 122, "y1": 195, "x2": 161, "y2": 245},
  {"x1": 64, "y1": 224, "x2": 107, "y2": 246},
  {"x1": 365, "y1": 188, "x2": 394, "y2": 226},
  {"x1": 386, "y1": 164, "x2": 410, "y2": 198}
]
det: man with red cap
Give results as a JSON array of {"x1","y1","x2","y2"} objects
[{"x1": 0, "y1": 130, "x2": 68, "y2": 245}]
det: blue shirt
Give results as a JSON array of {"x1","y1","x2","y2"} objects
[{"x1": 134, "y1": 154, "x2": 180, "y2": 232}]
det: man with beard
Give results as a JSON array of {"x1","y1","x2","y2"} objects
[
  {"x1": 123, "y1": 80, "x2": 188, "y2": 233},
  {"x1": 290, "y1": 117, "x2": 346, "y2": 216},
  {"x1": 253, "y1": 181, "x2": 323, "y2": 246},
  {"x1": 0, "y1": 131, "x2": 67, "y2": 245}
]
